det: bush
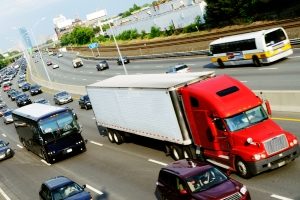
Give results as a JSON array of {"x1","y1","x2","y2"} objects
[{"x1": 149, "y1": 26, "x2": 161, "y2": 38}]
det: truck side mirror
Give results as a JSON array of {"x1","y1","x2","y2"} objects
[{"x1": 265, "y1": 100, "x2": 272, "y2": 116}]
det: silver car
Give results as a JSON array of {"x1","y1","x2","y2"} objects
[
  {"x1": 3, "y1": 110, "x2": 13, "y2": 124},
  {"x1": 53, "y1": 91, "x2": 73, "y2": 105}
]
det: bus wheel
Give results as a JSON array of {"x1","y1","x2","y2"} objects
[
  {"x1": 171, "y1": 145, "x2": 183, "y2": 160},
  {"x1": 235, "y1": 157, "x2": 252, "y2": 179},
  {"x1": 253, "y1": 56, "x2": 262, "y2": 67},
  {"x1": 107, "y1": 129, "x2": 115, "y2": 143},
  {"x1": 113, "y1": 131, "x2": 124, "y2": 145},
  {"x1": 21, "y1": 138, "x2": 29, "y2": 151},
  {"x1": 217, "y1": 59, "x2": 225, "y2": 68},
  {"x1": 42, "y1": 150, "x2": 50, "y2": 164}
]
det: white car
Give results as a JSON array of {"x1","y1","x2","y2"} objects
[
  {"x1": 52, "y1": 64, "x2": 59, "y2": 69},
  {"x1": 58, "y1": 53, "x2": 63, "y2": 57}
]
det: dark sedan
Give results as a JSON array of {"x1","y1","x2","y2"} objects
[
  {"x1": 0, "y1": 140, "x2": 14, "y2": 161},
  {"x1": 22, "y1": 82, "x2": 31, "y2": 92},
  {"x1": 117, "y1": 56, "x2": 130, "y2": 65},
  {"x1": 10, "y1": 91, "x2": 22, "y2": 101},
  {"x1": 30, "y1": 84, "x2": 42, "y2": 95},
  {"x1": 16, "y1": 93, "x2": 32, "y2": 107},
  {"x1": 78, "y1": 95, "x2": 92, "y2": 110},
  {"x1": 96, "y1": 60, "x2": 109, "y2": 71}
]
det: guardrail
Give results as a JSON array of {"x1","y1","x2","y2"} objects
[{"x1": 290, "y1": 38, "x2": 300, "y2": 45}]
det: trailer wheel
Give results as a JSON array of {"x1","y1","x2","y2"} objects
[
  {"x1": 107, "y1": 129, "x2": 115, "y2": 143},
  {"x1": 20, "y1": 138, "x2": 29, "y2": 151},
  {"x1": 171, "y1": 145, "x2": 183, "y2": 160},
  {"x1": 235, "y1": 157, "x2": 252, "y2": 179},
  {"x1": 183, "y1": 146, "x2": 197, "y2": 159},
  {"x1": 113, "y1": 131, "x2": 124, "y2": 145}
]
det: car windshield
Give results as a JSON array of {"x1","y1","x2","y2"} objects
[
  {"x1": 224, "y1": 105, "x2": 268, "y2": 132},
  {"x1": 186, "y1": 167, "x2": 228, "y2": 193},
  {"x1": 3, "y1": 111, "x2": 12, "y2": 117},
  {"x1": 17, "y1": 94, "x2": 27, "y2": 99},
  {"x1": 57, "y1": 92, "x2": 68, "y2": 97},
  {"x1": 52, "y1": 182, "x2": 83, "y2": 200},
  {"x1": 38, "y1": 111, "x2": 79, "y2": 143},
  {"x1": 31, "y1": 85, "x2": 39, "y2": 89}
]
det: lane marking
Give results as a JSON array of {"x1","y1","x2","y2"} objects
[
  {"x1": 82, "y1": 79, "x2": 87, "y2": 81},
  {"x1": 0, "y1": 186, "x2": 11, "y2": 200},
  {"x1": 90, "y1": 141, "x2": 103, "y2": 146},
  {"x1": 17, "y1": 144, "x2": 23, "y2": 149},
  {"x1": 271, "y1": 117, "x2": 300, "y2": 122},
  {"x1": 86, "y1": 184, "x2": 103, "y2": 195},
  {"x1": 258, "y1": 67, "x2": 278, "y2": 70},
  {"x1": 148, "y1": 159, "x2": 168, "y2": 166},
  {"x1": 1, "y1": 134, "x2": 7, "y2": 137},
  {"x1": 271, "y1": 194, "x2": 293, "y2": 200},
  {"x1": 41, "y1": 160, "x2": 51, "y2": 166},
  {"x1": 240, "y1": 80, "x2": 248, "y2": 83}
]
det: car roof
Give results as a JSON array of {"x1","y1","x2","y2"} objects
[
  {"x1": 161, "y1": 159, "x2": 212, "y2": 178},
  {"x1": 43, "y1": 176, "x2": 74, "y2": 190}
]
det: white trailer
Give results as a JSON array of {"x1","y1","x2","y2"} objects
[{"x1": 86, "y1": 72, "x2": 214, "y2": 146}]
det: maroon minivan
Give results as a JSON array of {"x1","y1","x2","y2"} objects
[{"x1": 155, "y1": 159, "x2": 251, "y2": 200}]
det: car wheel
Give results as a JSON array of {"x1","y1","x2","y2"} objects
[
  {"x1": 85, "y1": 105, "x2": 89, "y2": 110},
  {"x1": 253, "y1": 56, "x2": 262, "y2": 67},
  {"x1": 42, "y1": 149, "x2": 50, "y2": 163},
  {"x1": 217, "y1": 59, "x2": 225, "y2": 68},
  {"x1": 235, "y1": 157, "x2": 252, "y2": 178}
]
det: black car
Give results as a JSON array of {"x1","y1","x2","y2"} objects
[
  {"x1": 39, "y1": 176, "x2": 92, "y2": 200},
  {"x1": 78, "y1": 95, "x2": 92, "y2": 110},
  {"x1": 30, "y1": 84, "x2": 42, "y2": 95},
  {"x1": 16, "y1": 93, "x2": 32, "y2": 107},
  {"x1": 96, "y1": 60, "x2": 109, "y2": 71},
  {"x1": 0, "y1": 140, "x2": 14, "y2": 161},
  {"x1": 117, "y1": 56, "x2": 130, "y2": 65},
  {"x1": 10, "y1": 91, "x2": 22, "y2": 101},
  {"x1": 22, "y1": 82, "x2": 31, "y2": 92},
  {"x1": 7, "y1": 89, "x2": 16, "y2": 98}
]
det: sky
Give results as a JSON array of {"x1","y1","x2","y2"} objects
[{"x1": 0, "y1": 0, "x2": 152, "y2": 53}]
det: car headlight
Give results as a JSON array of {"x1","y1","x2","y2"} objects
[{"x1": 240, "y1": 185, "x2": 247, "y2": 195}]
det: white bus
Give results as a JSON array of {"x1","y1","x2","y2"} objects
[{"x1": 209, "y1": 27, "x2": 293, "y2": 67}]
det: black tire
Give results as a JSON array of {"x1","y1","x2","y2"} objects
[
  {"x1": 113, "y1": 131, "x2": 124, "y2": 145},
  {"x1": 171, "y1": 145, "x2": 183, "y2": 160},
  {"x1": 217, "y1": 59, "x2": 225, "y2": 68},
  {"x1": 182, "y1": 146, "x2": 197, "y2": 159},
  {"x1": 42, "y1": 149, "x2": 50, "y2": 163},
  {"x1": 253, "y1": 56, "x2": 262, "y2": 67},
  {"x1": 235, "y1": 157, "x2": 252, "y2": 179},
  {"x1": 85, "y1": 105, "x2": 88, "y2": 110},
  {"x1": 20, "y1": 138, "x2": 29, "y2": 151},
  {"x1": 107, "y1": 129, "x2": 115, "y2": 143}
]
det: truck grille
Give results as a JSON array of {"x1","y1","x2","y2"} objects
[
  {"x1": 222, "y1": 192, "x2": 242, "y2": 200},
  {"x1": 263, "y1": 134, "x2": 288, "y2": 155}
]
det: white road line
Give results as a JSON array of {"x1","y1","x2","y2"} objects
[
  {"x1": 82, "y1": 79, "x2": 87, "y2": 81},
  {"x1": 89, "y1": 72, "x2": 93, "y2": 74},
  {"x1": 1, "y1": 134, "x2": 7, "y2": 137},
  {"x1": 258, "y1": 67, "x2": 278, "y2": 70},
  {"x1": 86, "y1": 184, "x2": 103, "y2": 195},
  {"x1": 271, "y1": 194, "x2": 293, "y2": 200},
  {"x1": 186, "y1": 63, "x2": 195, "y2": 66},
  {"x1": 92, "y1": 117, "x2": 96, "y2": 119},
  {"x1": 17, "y1": 144, "x2": 23, "y2": 149},
  {"x1": 155, "y1": 65, "x2": 163, "y2": 68},
  {"x1": 290, "y1": 55, "x2": 300, "y2": 58},
  {"x1": 41, "y1": 160, "x2": 51, "y2": 166},
  {"x1": 0, "y1": 186, "x2": 11, "y2": 200},
  {"x1": 240, "y1": 80, "x2": 248, "y2": 83},
  {"x1": 72, "y1": 77, "x2": 76, "y2": 79},
  {"x1": 148, "y1": 159, "x2": 168, "y2": 166},
  {"x1": 90, "y1": 141, "x2": 103, "y2": 146}
]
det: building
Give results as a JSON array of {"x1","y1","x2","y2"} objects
[
  {"x1": 19, "y1": 27, "x2": 33, "y2": 53},
  {"x1": 53, "y1": 15, "x2": 82, "y2": 39}
]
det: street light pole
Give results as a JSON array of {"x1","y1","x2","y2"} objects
[
  {"x1": 30, "y1": 17, "x2": 52, "y2": 86},
  {"x1": 108, "y1": 21, "x2": 128, "y2": 75}
]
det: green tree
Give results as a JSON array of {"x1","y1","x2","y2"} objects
[
  {"x1": 70, "y1": 26, "x2": 95, "y2": 45},
  {"x1": 149, "y1": 26, "x2": 161, "y2": 38}
]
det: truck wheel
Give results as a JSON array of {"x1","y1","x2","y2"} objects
[
  {"x1": 20, "y1": 138, "x2": 29, "y2": 151},
  {"x1": 171, "y1": 145, "x2": 183, "y2": 160},
  {"x1": 235, "y1": 157, "x2": 252, "y2": 179},
  {"x1": 113, "y1": 131, "x2": 124, "y2": 145},
  {"x1": 183, "y1": 146, "x2": 197, "y2": 159},
  {"x1": 107, "y1": 129, "x2": 115, "y2": 143},
  {"x1": 42, "y1": 150, "x2": 50, "y2": 163}
]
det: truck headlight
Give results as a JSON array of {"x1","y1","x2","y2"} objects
[
  {"x1": 240, "y1": 185, "x2": 247, "y2": 195},
  {"x1": 293, "y1": 139, "x2": 298, "y2": 145},
  {"x1": 253, "y1": 153, "x2": 266, "y2": 160}
]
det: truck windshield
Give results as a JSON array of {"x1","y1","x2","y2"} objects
[
  {"x1": 38, "y1": 111, "x2": 79, "y2": 143},
  {"x1": 224, "y1": 106, "x2": 268, "y2": 132}
]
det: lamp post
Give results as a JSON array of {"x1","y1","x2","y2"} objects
[
  {"x1": 108, "y1": 20, "x2": 128, "y2": 75},
  {"x1": 30, "y1": 17, "x2": 52, "y2": 86}
]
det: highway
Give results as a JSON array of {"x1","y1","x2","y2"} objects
[{"x1": 0, "y1": 51, "x2": 300, "y2": 200}]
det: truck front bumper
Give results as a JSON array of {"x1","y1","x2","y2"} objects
[{"x1": 247, "y1": 145, "x2": 300, "y2": 175}]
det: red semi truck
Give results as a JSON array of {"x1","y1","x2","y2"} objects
[{"x1": 87, "y1": 72, "x2": 300, "y2": 178}]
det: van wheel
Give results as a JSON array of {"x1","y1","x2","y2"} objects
[
  {"x1": 107, "y1": 129, "x2": 115, "y2": 143},
  {"x1": 217, "y1": 59, "x2": 225, "y2": 68},
  {"x1": 171, "y1": 145, "x2": 183, "y2": 160},
  {"x1": 253, "y1": 56, "x2": 262, "y2": 67},
  {"x1": 113, "y1": 131, "x2": 124, "y2": 145},
  {"x1": 235, "y1": 157, "x2": 252, "y2": 179}
]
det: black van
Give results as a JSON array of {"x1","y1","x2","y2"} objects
[{"x1": 12, "y1": 103, "x2": 86, "y2": 163}]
